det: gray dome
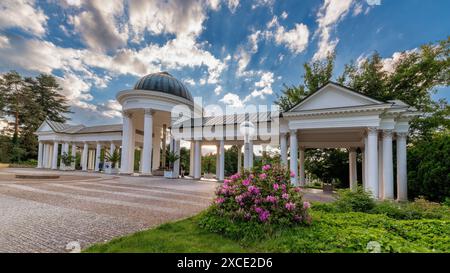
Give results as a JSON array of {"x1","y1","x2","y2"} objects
[{"x1": 133, "y1": 72, "x2": 193, "y2": 102}]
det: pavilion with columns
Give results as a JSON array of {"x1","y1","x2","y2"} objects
[{"x1": 35, "y1": 72, "x2": 418, "y2": 200}]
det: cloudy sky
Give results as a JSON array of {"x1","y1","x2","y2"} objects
[{"x1": 0, "y1": 0, "x2": 449, "y2": 126}]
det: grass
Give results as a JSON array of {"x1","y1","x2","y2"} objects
[
  {"x1": 84, "y1": 217, "x2": 249, "y2": 253},
  {"x1": 84, "y1": 209, "x2": 450, "y2": 253}
]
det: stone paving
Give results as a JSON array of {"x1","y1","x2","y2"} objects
[
  {"x1": 0, "y1": 168, "x2": 334, "y2": 253},
  {"x1": 0, "y1": 168, "x2": 217, "y2": 253}
]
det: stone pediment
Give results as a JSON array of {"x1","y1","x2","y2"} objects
[{"x1": 288, "y1": 82, "x2": 384, "y2": 112}]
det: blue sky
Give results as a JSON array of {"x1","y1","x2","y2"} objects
[{"x1": 0, "y1": 0, "x2": 448, "y2": 126}]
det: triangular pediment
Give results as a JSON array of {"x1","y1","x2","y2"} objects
[
  {"x1": 289, "y1": 82, "x2": 384, "y2": 112},
  {"x1": 36, "y1": 120, "x2": 54, "y2": 132}
]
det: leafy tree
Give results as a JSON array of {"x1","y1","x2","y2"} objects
[
  {"x1": 0, "y1": 71, "x2": 71, "y2": 162},
  {"x1": 275, "y1": 52, "x2": 335, "y2": 111},
  {"x1": 0, "y1": 71, "x2": 31, "y2": 142},
  {"x1": 407, "y1": 132, "x2": 450, "y2": 202}
]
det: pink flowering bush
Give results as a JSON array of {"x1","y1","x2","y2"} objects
[{"x1": 204, "y1": 164, "x2": 311, "y2": 226}]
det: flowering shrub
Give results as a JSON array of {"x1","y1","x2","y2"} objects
[{"x1": 209, "y1": 164, "x2": 311, "y2": 226}]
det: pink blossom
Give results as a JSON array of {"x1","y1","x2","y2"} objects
[
  {"x1": 282, "y1": 193, "x2": 289, "y2": 200},
  {"x1": 215, "y1": 197, "x2": 225, "y2": 204},
  {"x1": 294, "y1": 187, "x2": 302, "y2": 193},
  {"x1": 285, "y1": 202, "x2": 296, "y2": 211},
  {"x1": 294, "y1": 215, "x2": 302, "y2": 222},
  {"x1": 262, "y1": 164, "x2": 271, "y2": 171},
  {"x1": 259, "y1": 173, "x2": 267, "y2": 180},
  {"x1": 265, "y1": 195, "x2": 278, "y2": 203},
  {"x1": 281, "y1": 184, "x2": 287, "y2": 192},
  {"x1": 290, "y1": 171, "x2": 296, "y2": 177},
  {"x1": 259, "y1": 210, "x2": 270, "y2": 222},
  {"x1": 242, "y1": 179, "x2": 251, "y2": 186},
  {"x1": 273, "y1": 183, "x2": 279, "y2": 191},
  {"x1": 303, "y1": 201, "x2": 311, "y2": 209},
  {"x1": 254, "y1": 207, "x2": 263, "y2": 214},
  {"x1": 248, "y1": 185, "x2": 260, "y2": 195},
  {"x1": 224, "y1": 179, "x2": 231, "y2": 185}
]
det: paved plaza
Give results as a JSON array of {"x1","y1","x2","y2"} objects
[
  {"x1": 0, "y1": 168, "x2": 334, "y2": 253},
  {"x1": 0, "y1": 168, "x2": 217, "y2": 253}
]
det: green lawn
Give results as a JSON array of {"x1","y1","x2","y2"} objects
[{"x1": 84, "y1": 209, "x2": 450, "y2": 253}]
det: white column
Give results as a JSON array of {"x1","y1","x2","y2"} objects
[
  {"x1": 120, "y1": 111, "x2": 132, "y2": 174},
  {"x1": 88, "y1": 150, "x2": 94, "y2": 170},
  {"x1": 378, "y1": 136, "x2": 384, "y2": 199},
  {"x1": 367, "y1": 127, "x2": 379, "y2": 198},
  {"x1": 37, "y1": 142, "x2": 43, "y2": 168},
  {"x1": 361, "y1": 147, "x2": 366, "y2": 188},
  {"x1": 280, "y1": 133, "x2": 288, "y2": 166},
  {"x1": 152, "y1": 127, "x2": 161, "y2": 171},
  {"x1": 194, "y1": 140, "x2": 201, "y2": 179},
  {"x1": 289, "y1": 130, "x2": 298, "y2": 185},
  {"x1": 215, "y1": 144, "x2": 220, "y2": 179},
  {"x1": 42, "y1": 143, "x2": 48, "y2": 168},
  {"x1": 243, "y1": 142, "x2": 249, "y2": 169},
  {"x1": 71, "y1": 143, "x2": 76, "y2": 170},
  {"x1": 219, "y1": 140, "x2": 225, "y2": 181},
  {"x1": 237, "y1": 144, "x2": 242, "y2": 173},
  {"x1": 51, "y1": 142, "x2": 59, "y2": 169},
  {"x1": 396, "y1": 132, "x2": 408, "y2": 201},
  {"x1": 248, "y1": 139, "x2": 254, "y2": 169},
  {"x1": 141, "y1": 109, "x2": 153, "y2": 175},
  {"x1": 173, "y1": 139, "x2": 181, "y2": 178},
  {"x1": 382, "y1": 130, "x2": 394, "y2": 199},
  {"x1": 47, "y1": 144, "x2": 53, "y2": 169},
  {"x1": 299, "y1": 147, "x2": 305, "y2": 186},
  {"x1": 189, "y1": 141, "x2": 194, "y2": 176},
  {"x1": 349, "y1": 148, "x2": 357, "y2": 191},
  {"x1": 95, "y1": 142, "x2": 101, "y2": 172},
  {"x1": 82, "y1": 143, "x2": 88, "y2": 171},
  {"x1": 363, "y1": 134, "x2": 369, "y2": 190}
]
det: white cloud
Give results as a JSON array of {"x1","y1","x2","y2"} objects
[
  {"x1": 214, "y1": 85, "x2": 223, "y2": 95},
  {"x1": 183, "y1": 78, "x2": 196, "y2": 86},
  {"x1": 313, "y1": 0, "x2": 354, "y2": 61},
  {"x1": 274, "y1": 23, "x2": 309, "y2": 54},
  {"x1": 220, "y1": 93, "x2": 244, "y2": 108},
  {"x1": 227, "y1": 0, "x2": 240, "y2": 13},
  {"x1": 281, "y1": 11, "x2": 288, "y2": 19},
  {"x1": 252, "y1": 0, "x2": 274, "y2": 9},
  {"x1": 353, "y1": 3, "x2": 363, "y2": 16},
  {"x1": 0, "y1": 0, "x2": 48, "y2": 37},
  {"x1": 69, "y1": 0, "x2": 128, "y2": 52},
  {"x1": 244, "y1": 71, "x2": 274, "y2": 102}
]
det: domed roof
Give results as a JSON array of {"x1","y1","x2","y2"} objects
[{"x1": 133, "y1": 72, "x2": 193, "y2": 102}]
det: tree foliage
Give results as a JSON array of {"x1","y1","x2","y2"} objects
[
  {"x1": 407, "y1": 132, "x2": 450, "y2": 202},
  {"x1": 0, "y1": 71, "x2": 71, "y2": 162}
]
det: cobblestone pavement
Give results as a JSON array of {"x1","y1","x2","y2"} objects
[
  {"x1": 0, "y1": 168, "x2": 334, "y2": 253},
  {"x1": 0, "y1": 168, "x2": 217, "y2": 253}
]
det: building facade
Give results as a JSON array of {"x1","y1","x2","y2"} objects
[{"x1": 35, "y1": 72, "x2": 418, "y2": 200}]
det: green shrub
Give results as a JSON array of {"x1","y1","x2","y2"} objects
[
  {"x1": 334, "y1": 187, "x2": 376, "y2": 213},
  {"x1": 8, "y1": 159, "x2": 37, "y2": 168},
  {"x1": 209, "y1": 165, "x2": 311, "y2": 225},
  {"x1": 408, "y1": 133, "x2": 450, "y2": 202}
]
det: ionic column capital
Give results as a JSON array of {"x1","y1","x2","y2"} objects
[
  {"x1": 396, "y1": 132, "x2": 408, "y2": 139},
  {"x1": 367, "y1": 127, "x2": 378, "y2": 135},
  {"x1": 122, "y1": 110, "x2": 133, "y2": 118},
  {"x1": 382, "y1": 130, "x2": 393, "y2": 138},
  {"x1": 144, "y1": 108, "x2": 154, "y2": 116}
]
